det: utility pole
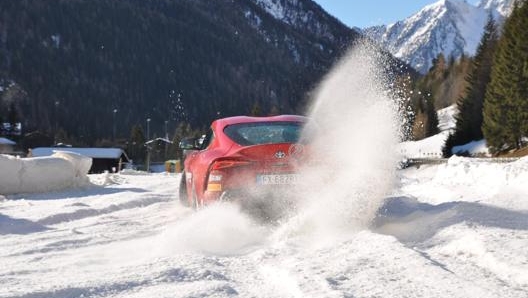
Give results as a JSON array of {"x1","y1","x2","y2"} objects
[
  {"x1": 112, "y1": 109, "x2": 118, "y2": 142},
  {"x1": 146, "y1": 118, "x2": 151, "y2": 141},
  {"x1": 54, "y1": 101, "x2": 59, "y2": 145},
  {"x1": 164, "y1": 120, "x2": 169, "y2": 160},
  {"x1": 146, "y1": 118, "x2": 151, "y2": 172}
]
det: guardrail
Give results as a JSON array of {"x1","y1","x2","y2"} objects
[{"x1": 402, "y1": 157, "x2": 520, "y2": 168}]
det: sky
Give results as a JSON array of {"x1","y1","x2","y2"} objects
[{"x1": 313, "y1": 0, "x2": 481, "y2": 28}]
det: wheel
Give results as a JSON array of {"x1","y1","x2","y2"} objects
[{"x1": 179, "y1": 173, "x2": 190, "y2": 207}]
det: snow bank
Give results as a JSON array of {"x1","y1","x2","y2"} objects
[
  {"x1": 0, "y1": 152, "x2": 92, "y2": 195},
  {"x1": 437, "y1": 156, "x2": 528, "y2": 188},
  {"x1": 400, "y1": 156, "x2": 528, "y2": 209},
  {"x1": 399, "y1": 131, "x2": 448, "y2": 158}
]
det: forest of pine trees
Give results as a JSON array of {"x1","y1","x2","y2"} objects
[
  {"x1": 482, "y1": 1, "x2": 528, "y2": 154},
  {"x1": 442, "y1": 1, "x2": 528, "y2": 156},
  {"x1": 402, "y1": 52, "x2": 470, "y2": 142},
  {"x1": 443, "y1": 15, "x2": 498, "y2": 156}
]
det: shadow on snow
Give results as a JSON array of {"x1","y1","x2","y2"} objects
[
  {"x1": 373, "y1": 196, "x2": 528, "y2": 245},
  {"x1": 0, "y1": 214, "x2": 49, "y2": 235},
  {"x1": 5, "y1": 186, "x2": 147, "y2": 201}
]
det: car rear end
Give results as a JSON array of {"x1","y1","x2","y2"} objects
[{"x1": 202, "y1": 118, "x2": 308, "y2": 206}]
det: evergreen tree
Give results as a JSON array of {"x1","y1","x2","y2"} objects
[
  {"x1": 169, "y1": 122, "x2": 196, "y2": 160},
  {"x1": 410, "y1": 93, "x2": 438, "y2": 140},
  {"x1": 431, "y1": 53, "x2": 447, "y2": 79},
  {"x1": 250, "y1": 101, "x2": 262, "y2": 116},
  {"x1": 425, "y1": 95, "x2": 439, "y2": 137},
  {"x1": 483, "y1": 2, "x2": 528, "y2": 154},
  {"x1": 442, "y1": 132, "x2": 457, "y2": 157},
  {"x1": 411, "y1": 51, "x2": 471, "y2": 124},
  {"x1": 0, "y1": 105, "x2": 4, "y2": 132},
  {"x1": 7, "y1": 102, "x2": 19, "y2": 134},
  {"x1": 444, "y1": 15, "x2": 498, "y2": 157},
  {"x1": 54, "y1": 128, "x2": 71, "y2": 145},
  {"x1": 128, "y1": 124, "x2": 146, "y2": 163}
]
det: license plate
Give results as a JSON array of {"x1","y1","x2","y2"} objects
[{"x1": 256, "y1": 174, "x2": 299, "y2": 185}]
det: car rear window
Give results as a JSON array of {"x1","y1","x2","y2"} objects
[{"x1": 224, "y1": 122, "x2": 303, "y2": 146}]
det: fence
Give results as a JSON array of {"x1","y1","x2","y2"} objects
[{"x1": 403, "y1": 157, "x2": 520, "y2": 168}]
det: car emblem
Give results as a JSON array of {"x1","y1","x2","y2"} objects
[
  {"x1": 275, "y1": 151, "x2": 286, "y2": 159},
  {"x1": 288, "y1": 144, "x2": 304, "y2": 159}
]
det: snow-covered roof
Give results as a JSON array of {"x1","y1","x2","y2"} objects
[
  {"x1": 0, "y1": 137, "x2": 16, "y2": 145},
  {"x1": 145, "y1": 137, "x2": 172, "y2": 145},
  {"x1": 31, "y1": 147, "x2": 128, "y2": 160}
]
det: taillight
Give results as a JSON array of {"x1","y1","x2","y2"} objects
[
  {"x1": 210, "y1": 159, "x2": 252, "y2": 170},
  {"x1": 206, "y1": 159, "x2": 252, "y2": 192}
]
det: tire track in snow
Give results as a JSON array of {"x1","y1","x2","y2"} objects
[{"x1": 36, "y1": 195, "x2": 173, "y2": 226}]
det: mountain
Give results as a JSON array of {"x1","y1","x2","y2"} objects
[
  {"x1": 363, "y1": 0, "x2": 518, "y2": 73},
  {"x1": 0, "y1": 0, "x2": 364, "y2": 145},
  {"x1": 252, "y1": 0, "x2": 352, "y2": 45},
  {"x1": 478, "y1": 0, "x2": 518, "y2": 19}
]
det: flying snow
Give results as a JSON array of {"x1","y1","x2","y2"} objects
[{"x1": 277, "y1": 41, "x2": 402, "y2": 244}]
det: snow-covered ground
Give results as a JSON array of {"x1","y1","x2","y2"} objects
[{"x1": 1, "y1": 157, "x2": 527, "y2": 298}]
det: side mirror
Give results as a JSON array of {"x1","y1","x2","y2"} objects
[{"x1": 179, "y1": 137, "x2": 201, "y2": 150}]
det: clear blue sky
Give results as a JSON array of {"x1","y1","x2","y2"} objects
[{"x1": 312, "y1": 0, "x2": 480, "y2": 28}]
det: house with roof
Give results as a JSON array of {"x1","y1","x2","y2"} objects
[
  {"x1": 30, "y1": 147, "x2": 130, "y2": 173},
  {"x1": 0, "y1": 137, "x2": 16, "y2": 154}
]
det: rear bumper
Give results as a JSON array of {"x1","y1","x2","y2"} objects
[
  {"x1": 208, "y1": 187, "x2": 294, "y2": 201},
  {"x1": 202, "y1": 189, "x2": 251, "y2": 203},
  {"x1": 220, "y1": 188, "x2": 296, "y2": 220},
  {"x1": 203, "y1": 186, "x2": 294, "y2": 202}
]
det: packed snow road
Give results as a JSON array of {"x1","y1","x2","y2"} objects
[{"x1": 1, "y1": 157, "x2": 528, "y2": 298}]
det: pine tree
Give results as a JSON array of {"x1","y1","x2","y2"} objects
[
  {"x1": 0, "y1": 105, "x2": 4, "y2": 132},
  {"x1": 169, "y1": 122, "x2": 194, "y2": 159},
  {"x1": 444, "y1": 15, "x2": 498, "y2": 157},
  {"x1": 7, "y1": 102, "x2": 19, "y2": 134},
  {"x1": 431, "y1": 53, "x2": 447, "y2": 79},
  {"x1": 128, "y1": 124, "x2": 146, "y2": 162},
  {"x1": 483, "y1": 1, "x2": 528, "y2": 154},
  {"x1": 411, "y1": 93, "x2": 438, "y2": 140},
  {"x1": 250, "y1": 101, "x2": 262, "y2": 116},
  {"x1": 425, "y1": 96, "x2": 439, "y2": 137}
]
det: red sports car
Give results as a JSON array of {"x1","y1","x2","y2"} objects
[{"x1": 179, "y1": 115, "x2": 308, "y2": 209}]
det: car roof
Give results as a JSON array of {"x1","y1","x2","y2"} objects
[{"x1": 211, "y1": 115, "x2": 307, "y2": 131}]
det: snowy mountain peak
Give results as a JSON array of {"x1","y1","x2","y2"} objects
[
  {"x1": 364, "y1": 0, "x2": 517, "y2": 73},
  {"x1": 478, "y1": 0, "x2": 518, "y2": 18}
]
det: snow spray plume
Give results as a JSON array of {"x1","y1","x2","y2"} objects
[
  {"x1": 158, "y1": 203, "x2": 269, "y2": 256},
  {"x1": 282, "y1": 41, "x2": 402, "y2": 242}
]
